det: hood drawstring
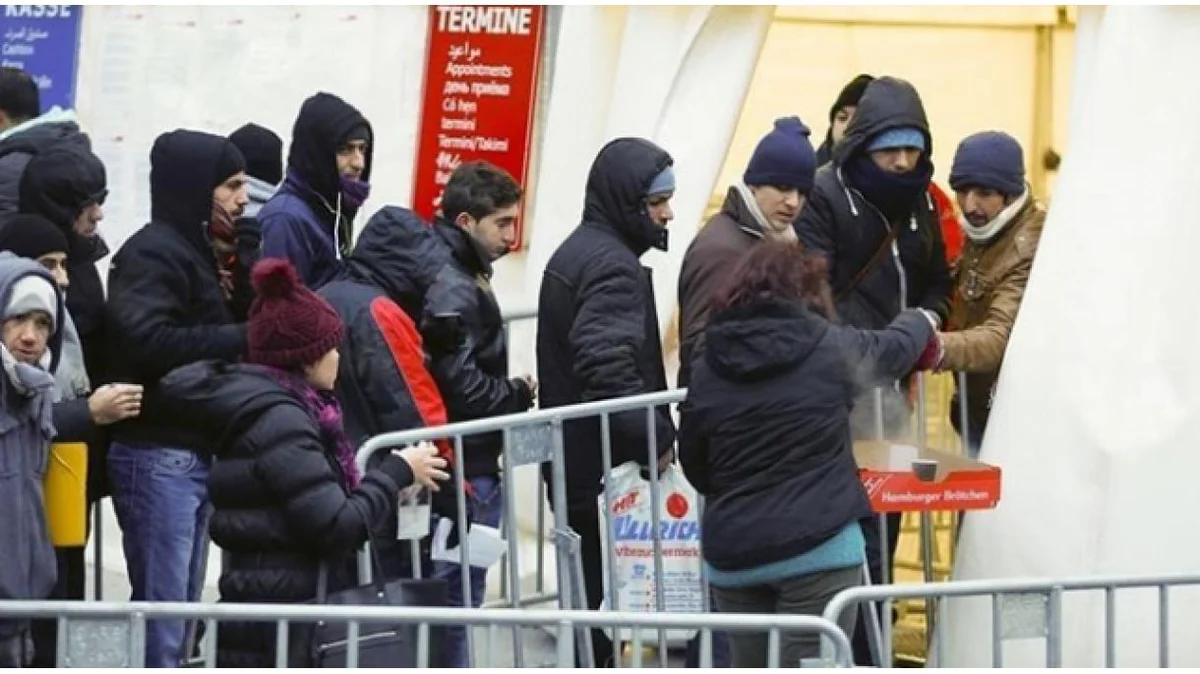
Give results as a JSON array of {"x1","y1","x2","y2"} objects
[
  {"x1": 334, "y1": 191, "x2": 343, "y2": 261},
  {"x1": 836, "y1": 167, "x2": 860, "y2": 217}
]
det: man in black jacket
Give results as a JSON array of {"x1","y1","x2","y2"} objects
[
  {"x1": 795, "y1": 75, "x2": 951, "y2": 666},
  {"x1": 104, "y1": 129, "x2": 250, "y2": 668},
  {"x1": 422, "y1": 161, "x2": 535, "y2": 666},
  {"x1": 537, "y1": 137, "x2": 677, "y2": 667}
]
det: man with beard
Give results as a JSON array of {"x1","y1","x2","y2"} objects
[
  {"x1": 259, "y1": 92, "x2": 372, "y2": 289},
  {"x1": 104, "y1": 130, "x2": 250, "y2": 668},
  {"x1": 537, "y1": 137, "x2": 677, "y2": 667},
  {"x1": 917, "y1": 131, "x2": 1045, "y2": 455}
]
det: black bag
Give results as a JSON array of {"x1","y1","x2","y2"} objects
[{"x1": 289, "y1": 539, "x2": 449, "y2": 668}]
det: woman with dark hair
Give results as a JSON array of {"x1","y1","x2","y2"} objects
[{"x1": 678, "y1": 241, "x2": 939, "y2": 667}]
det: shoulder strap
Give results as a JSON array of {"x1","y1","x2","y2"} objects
[{"x1": 836, "y1": 224, "x2": 901, "y2": 303}]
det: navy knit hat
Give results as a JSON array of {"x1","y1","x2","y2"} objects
[
  {"x1": 743, "y1": 116, "x2": 817, "y2": 193},
  {"x1": 949, "y1": 131, "x2": 1025, "y2": 196}
]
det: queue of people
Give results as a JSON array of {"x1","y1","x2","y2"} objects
[{"x1": 0, "y1": 61, "x2": 1045, "y2": 669}]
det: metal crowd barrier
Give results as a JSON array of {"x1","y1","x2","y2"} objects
[
  {"x1": 353, "y1": 388, "x2": 687, "y2": 667},
  {"x1": 0, "y1": 599, "x2": 854, "y2": 668},
  {"x1": 820, "y1": 573, "x2": 1200, "y2": 667}
]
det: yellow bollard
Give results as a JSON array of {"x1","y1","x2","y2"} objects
[{"x1": 43, "y1": 442, "x2": 88, "y2": 547}]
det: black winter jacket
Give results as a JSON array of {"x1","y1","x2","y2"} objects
[
  {"x1": 104, "y1": 131, "x2": 248, "y2": 451},
  {"x1": 796, "y1": 77, "x2": 951, "y2": 330},
  {"x1": 18, "y1": 138, "x2": 110, "y2": 384},
  {"x1": 0, "y1": 116, "x2": 86, "y2": 217},
  {"x1": 537, "y1": 138, "x2": 676, "y2": 512},
  {"x1": 679, "y1": 299, "x2": 932, "y2": 572},
  {"x1": 157, "y1": 360, "x2": 413, "y2": 668},
  {"x1": 425, "y1": 220, "x2": 533, "y2": 477}
]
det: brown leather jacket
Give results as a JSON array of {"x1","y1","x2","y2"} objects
[{"x1": 940, "y1": 196, "x2": 1046, "y2": 432}]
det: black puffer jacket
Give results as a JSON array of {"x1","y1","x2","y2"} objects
[
  {"x1": 679, "y1": 299, "x2": 932, "y2": 572},
  {"x1": 105, "y1": 130, "x2": 248, "y2": 451},
  {"x1": 537, "y1": 138, "x2": 676, "y2": 512},
  {"x1": 795, "y1": 77, "x2": 951, "y2": 330},
  {"x1": 425, "y1": 219, "x2": 533, "y2": 477},
  {"x1": 157, "y1": 360, "x2": 413, "y2": 668},
  {"x1": 18, "y1": 138, "x2": 110, "y2": 384}
]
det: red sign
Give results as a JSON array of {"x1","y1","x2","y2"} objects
[{"x1": 411, "y1": 5, "x2": 545, "y2": 250}]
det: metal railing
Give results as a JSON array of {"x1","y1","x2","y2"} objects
[
  {"x1": 354, "y1": 388, "x2": 687, "y2": 668},
  {"x1": 0, "y1": 599, "x2": 855, "y2": 668},
  {"x1": 821, "y1": 573, "x2": 1200, "y2": 667}
]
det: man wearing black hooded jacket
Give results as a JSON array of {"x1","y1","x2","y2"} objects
[
  {"x1": 537, "y1": 137, "x2": 678, "y2": 667},
  {"x1": 795, "y1": 75, "x2": 951, "y2": 666},
  {"x1": 260, "y1": 92, "x2": 373, "y2": 289},
  {"x1": 104, "y1": 130, "x2": 250, "y2": 668}
]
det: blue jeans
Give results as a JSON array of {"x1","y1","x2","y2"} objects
[
  {"x1": 108, "y1": 444, "x2": 211, "y2": 668},
  {"x1": 432, "y1": 474, "x2": 503, "y2": 668}
]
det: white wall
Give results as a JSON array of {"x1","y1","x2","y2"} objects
[{"x1": 941, "y1": 6, "x2": 1200, "y2": 667}]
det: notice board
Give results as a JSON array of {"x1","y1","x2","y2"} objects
[
  {"x1": 411, "y1": 5, "x2": 544, "y2": 250},
  {"x1": 0, "y1": 5, "x2": 83, "y2": 112}
]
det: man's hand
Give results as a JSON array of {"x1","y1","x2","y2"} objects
[
  {"x1": 88, "y1": 383, "x2": 144, "y2": 426},
  {"x1": 520, "y1": 374, "x2": 538, "y2": 400}
]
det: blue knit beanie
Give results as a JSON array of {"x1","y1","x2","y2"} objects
[
  {"x1": 647, "y1": 166, "x2": 676, "y2": 197},
  {"x1": 743, "y1": 116, "x2": 816, "y2": 193},
  {"x1": 866, "y1": 126, "x2": 926, "y2": 153},
  {"x1": 949, "y1": 131, "x2": 1025, "y2": 196}
]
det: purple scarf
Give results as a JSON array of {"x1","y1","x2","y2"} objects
[
  {"x1": 258, "y1": 365, "x2": 362, "y2": 491},
  {"x1": 339, "y1": 175, "x2": 371, "y2": 210}
]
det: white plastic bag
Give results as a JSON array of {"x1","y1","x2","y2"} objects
[{"x1": 597, "y1": 461, "x2": 703, "y2": 644}]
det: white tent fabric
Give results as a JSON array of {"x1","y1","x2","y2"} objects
[{"x1": 940, "y1": 5, "x2": 1200, "y2": 667}]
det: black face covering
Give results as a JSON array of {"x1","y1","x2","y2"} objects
[{"x1": 844, "y1": 152, "x2": 934, "y2": 222}]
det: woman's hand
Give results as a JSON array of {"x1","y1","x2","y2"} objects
[
  {"x1": 88, "y1": 383, "x2": 143, "y2": 426},
  {"x1": 394, "y1": 442, "x2": 450, "y2": 491}
]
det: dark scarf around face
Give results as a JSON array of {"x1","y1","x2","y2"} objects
[{"x1": 844, "y1": 152, "x2": 934, "y2": 222}]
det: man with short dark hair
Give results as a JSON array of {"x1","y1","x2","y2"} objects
[
  {"x1": 422, "y1": 161, "x2": 536, "y2": 667},
  {"x1": 0, "y1": 67, "x2": 88, "y2": 216}
]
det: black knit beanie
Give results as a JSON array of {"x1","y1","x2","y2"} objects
[
  {"x1": 229, "y1": 123, "x2": 284, "y2": 185},
  {"x1": 0, "y1": 214, "x2": 70, "y2": 260}
]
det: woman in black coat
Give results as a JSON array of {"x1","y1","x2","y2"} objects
[
  {"x1": 679, "y1": 242, "x2": 938, "y2": 668},
  {"x1": 158, "y1": 259, "x2": 448, "y2": 667}
]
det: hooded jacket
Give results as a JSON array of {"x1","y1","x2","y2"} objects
[
  {"x1": 425, "y1": 219, "x2": 534, "y2": 477},
  {"x1": 105, "y1": 130, "x2": 248, "y2": 451},
  {"x1": 317, "y1": 207, "x2": 458, "y2": 577},
  {"x1": 259, "y1": 93, "x2": 373, "y2": 290},
  {"x1": 0, "y1": 254, "x2": 64, "y2": 637},
  {"x1": 678, "y1": 298, "x2": 931, "y2": 572},
  {"x1": 156, "y1": 360, "x2": 412, "y2": 667},
  {"x1": 17, "y1": 139, "x2": 110, "y2": 385},
  {"x1": 536, "y1": 138, "x2": 676, "y2": 512},
  {"x1": 0, "y1": 107, "x2": 86, "y2": 217},
  {"x1": 796, "y1": 77, "x2": 951, "y2": 331}
]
